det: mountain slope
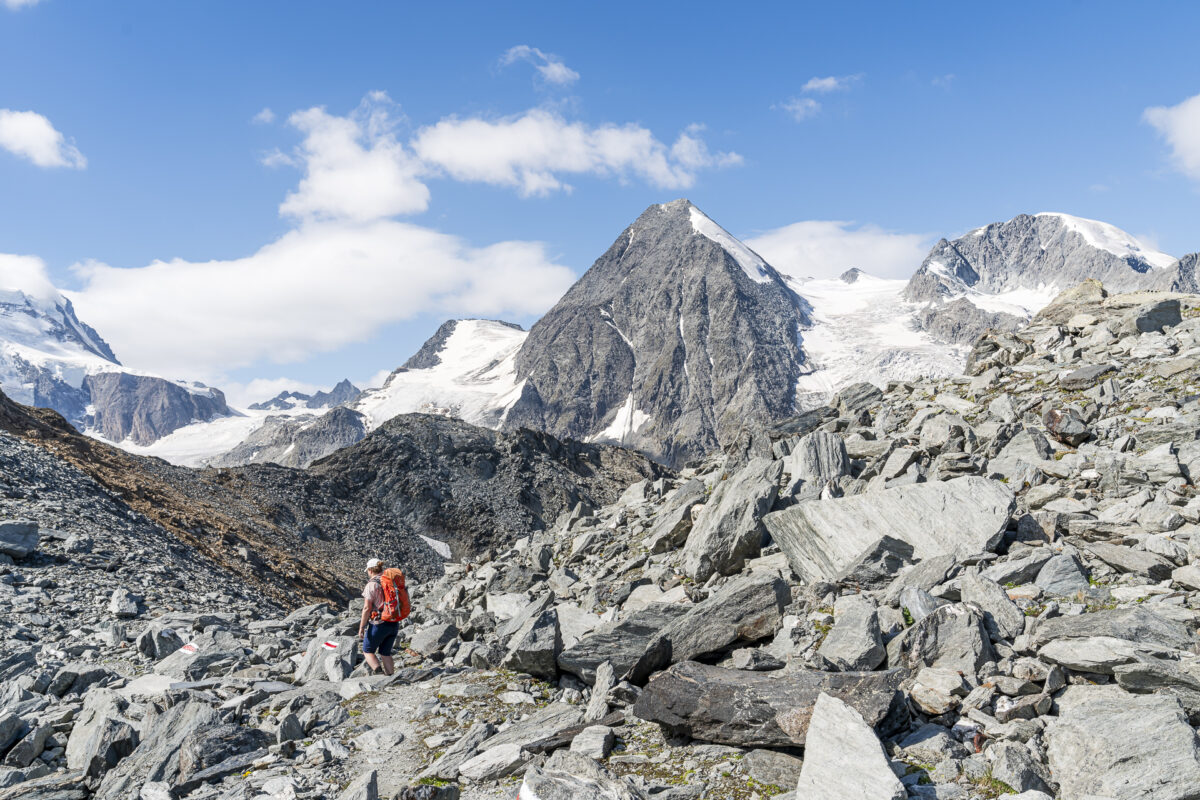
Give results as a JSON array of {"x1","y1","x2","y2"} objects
[
  {"x1": 0, "y1": 285, "x2": 238, "y2": 444},
  {"x1": 505, "y1": 199, "x2": 810, "y2": 466},
  {"x1": 903, "y1": 213, "x2": 1177, "y2": 344},
  {"x1": 308, "y1": 412, "x2": 669, "y2": 558}
]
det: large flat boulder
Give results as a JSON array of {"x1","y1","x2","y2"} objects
[
  {"x1": 558, "y1": 604, "x2": 690, "y2": 685},
  {"x1": 625, "y1": 574, "x2": 789, "y2": 683},
  {"x1": 763, "y1": 477, "x2": 1014, "y2": 583},
  {"x1": 794, "y1": 693, "x2": 905, "y2": 800},
  {"x1": 0, "y1": 521, "x2": 38, "y2": 559},
  {"x1": 681, "y1": 458, "x2": 781, "y2": 581},
  {"x1": 1029, "y1": 606, "x2": 1195, "y2": 652},
  {"x1": 632, "y1": 660, "x2": 905, "y2": 747},
  {"x1": 1047, "y1": 686, "x2": 1200, "y2": 800}
]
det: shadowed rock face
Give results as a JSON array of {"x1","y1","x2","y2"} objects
[
  {"x1": 309, "y1": 413, "x2": 669, "y2": 558},
  {"x1": 82, "y1": 373, "x2": 234, "y2": 445},
  {"x1": 505, "y1": 199, "x2": 810, "y2": 468},
  {"x1": 632, "y1": 661, "x2": 907, "y2": 747}
]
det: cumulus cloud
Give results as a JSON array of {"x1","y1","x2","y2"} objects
[
  {"x1": 778, "y1": 73, "x2": 862, "y2": 122},
  {"x1": 0, "y1": 253, "x2": 60, "y2": 304},
  {"x1": 278, "y1": 92, "x2": 429, "y2": 221},
  {"x1": 55, "y1": 94, "x2": 580, "y2": 382},
  {"x1": 252, "y1": 107, "x2": 276, "y2": 124},
  {"x1": 412, "y1": 110, "x2": 740, "y2": 195},
  {"x1": 1145, "y1": 92, "x2": 1200, "y2": 183},
  {"x1": 801, "y1": 74, "x2": 861, "y2": 93},
  {"x1": 68, "y1": 221, "x2": 573, "y2": 382},
  {"x1": 778, "y1": 97, "x2": 821, "y2": 122},
  {"x1": 745, "y1": 220, "x2": 930, "y2": 281},
  {"x1": 50, "y1": 93, "x2": 738, "y2": 383},
  {"x1": 0, "y1": 109, "x2": 86, "y2": 168},
  {"x1": 500, "y1": 45, "x2": 580, "y2": 86}
]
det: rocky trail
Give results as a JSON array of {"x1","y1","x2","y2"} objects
[{"x1": 5, "y1": 280, "x2": 1200, "y2": 799}]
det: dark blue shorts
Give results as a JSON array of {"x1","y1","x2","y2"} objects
[{"x1": 362, "y1": 621, "x2": 399, "y2": 656}]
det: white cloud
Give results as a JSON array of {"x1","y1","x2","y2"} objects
[
  {"x1": 932, "y1": 73, "x2": 955, "y2": 89},
  {"x1": 2, "y1": 0, "x2": 44, "y2": 9},
  {"x1": 779, "y1": 97, "x2": 821, "y2": 122},
  {"x1": 0, "y1": 109, "x2": 86, "y2": 168},
  {"x1": 0, "y1": 253, "x2": 60, "y2": 305},
  {"x1": 278, "y1": 91, "x2": 429, "y2": 221},
  {"x1": 252, "y1": 107, "x2": 276, "y2": 124},
  {"x1": 801, "y1": 74, "x2": 861, "y2": 93},
  {"x1": 67, "y1": 220, "x2": 574, "y2": 382},
  {"x1": 46, "y1": 92, "x2": 737, "y2": 383},
  {"x1": 745, "y1": 220, "x2": 930, "y2": 280},
  {"x1": 1145, "y1": 92, "x2": 1200, "y2": 183},
  {"x1": 500, "y1": 45, "x2": 580, "y2": 86},
  {"x1": 412, "y1": 109, "x2": 740, "y2": 195}
]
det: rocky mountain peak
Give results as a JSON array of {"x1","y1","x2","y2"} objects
[
  {"x1": 505, "y1": 200, "x2": 810, "y2": 467},
  {"x1": 0, "y1": 288, "x2": 120, "y2": 365},
  {"x1": 904, "y1": 212, "x2": 1176, "y2": 305}
]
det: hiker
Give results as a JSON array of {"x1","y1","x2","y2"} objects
[{"x1": 358, "y1": 557, "x2": 410, "y2": 676}]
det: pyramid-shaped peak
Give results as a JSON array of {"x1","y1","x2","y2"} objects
[{"x1": 624, "y1": 199, "x2": 776, "y2": 284}]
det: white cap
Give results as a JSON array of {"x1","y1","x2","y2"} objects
[{"x1": 365, "y1": 558, "x2": 383, "y2": 572}]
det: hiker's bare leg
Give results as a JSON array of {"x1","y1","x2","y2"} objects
[
  {"x1": 380, "y1": 655, "x2": 394, "y2": 675},
  {"x1": 363, "y1": 652, "x2": 381, "y2": 672}
]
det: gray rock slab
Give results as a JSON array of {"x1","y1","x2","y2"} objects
[
  {"x1": 960, "y1": 572, "x2": 1025, "y2": 641},
  {"x1": 793, "y1": 693, "x2": 905, "y2": 800},
  {"x1": 1085, "y1": 541, "x2": 1174, "y2": 582},
  {"x1": 626, "y1": 574, "x2": 789, "y2": 683},
  {"x1": 0, "y1": 521, "x2": 38, "y2": 559},
  {"x1": 742, "y1": 748, "x2": 804, "y2": 789},
  {"x1": 632, "y1": 660, "x2": 905, "y2": 747},
  {"x1": 558, "y1": 604, "x2": 690, "y2": 685},
  {"x1": 457, "y1": 742, "x2": 529, "y2": 782},
  {"x1": 519, "y1": 750, "x2": 641, "y2": 800},
  {"x1": 1034, "y1": 554, "x2": 1090, "y2": 596},
  {"x1": 501, "y1": 609, "x2": 561, "y2": 680},
  {"x1": 763, "y1": 477, "x2": 1013, "y2": 584},
  {"x1": 890, "y1": 603, "x2": 995, "y2": 677},
  {"x1": 1047, "y1": 686, "x2": 1200, "y2": 800},
  {"x1": 479, "y1": 703, "x2": 585, "y2": 751},
  {"x1": 682, "y1": 457, "x2": 781, "y2": 581},
  {"x1": 817, "y1": 594, "x2": 885, "y2": 671},
  {"x1": 643, "y1": 479, "x2": 706, "y2": 553},
  {"x1": 1029, "y1": 605, "x2": 1195, "y2": 652}
]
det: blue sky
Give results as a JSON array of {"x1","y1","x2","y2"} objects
[{"x1": 2, "y1": 0, "x2": 1199, "y2": 404}]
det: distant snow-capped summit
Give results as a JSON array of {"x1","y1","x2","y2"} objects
[
  {"x1": 902, "y1": 212, "x2": 1180, "y2": 346},
  {"x1": 0, "y1": 283, "x2": 235, "y2": 445}
]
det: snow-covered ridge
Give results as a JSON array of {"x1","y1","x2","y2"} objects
[
  {"x1": 687, "y1": 205, "x2": 776, "y2": 284},
  {"x1": 1035, "y1": 212, "x2": 1176, "y2": 270},
  {"x1": 354, "y1": 319, "x2": 527, "y2": 430}
]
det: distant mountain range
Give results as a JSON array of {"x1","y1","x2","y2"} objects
[{"x1": 1, "y1": 202, "x2": 1193, "y2": 468}]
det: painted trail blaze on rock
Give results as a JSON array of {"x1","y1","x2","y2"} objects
[{"x1": 322, "y1": 641, "x2": 339, "y2": 650}]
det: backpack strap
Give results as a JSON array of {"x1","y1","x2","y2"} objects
[{"x1": 368, "y1": 575, "x2": 382, "y2": 621}]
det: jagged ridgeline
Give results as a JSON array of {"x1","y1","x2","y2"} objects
[
  {"x1": 6, "y1": 202, "x2": 1200, "y2": 477},
  {"x1": 5, "y1": 280, "x2": 1200, "y2": 798}
]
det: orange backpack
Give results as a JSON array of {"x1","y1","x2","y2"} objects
[{"x1": 374, "y1": 568, "x2": 411, "y2": 624}]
